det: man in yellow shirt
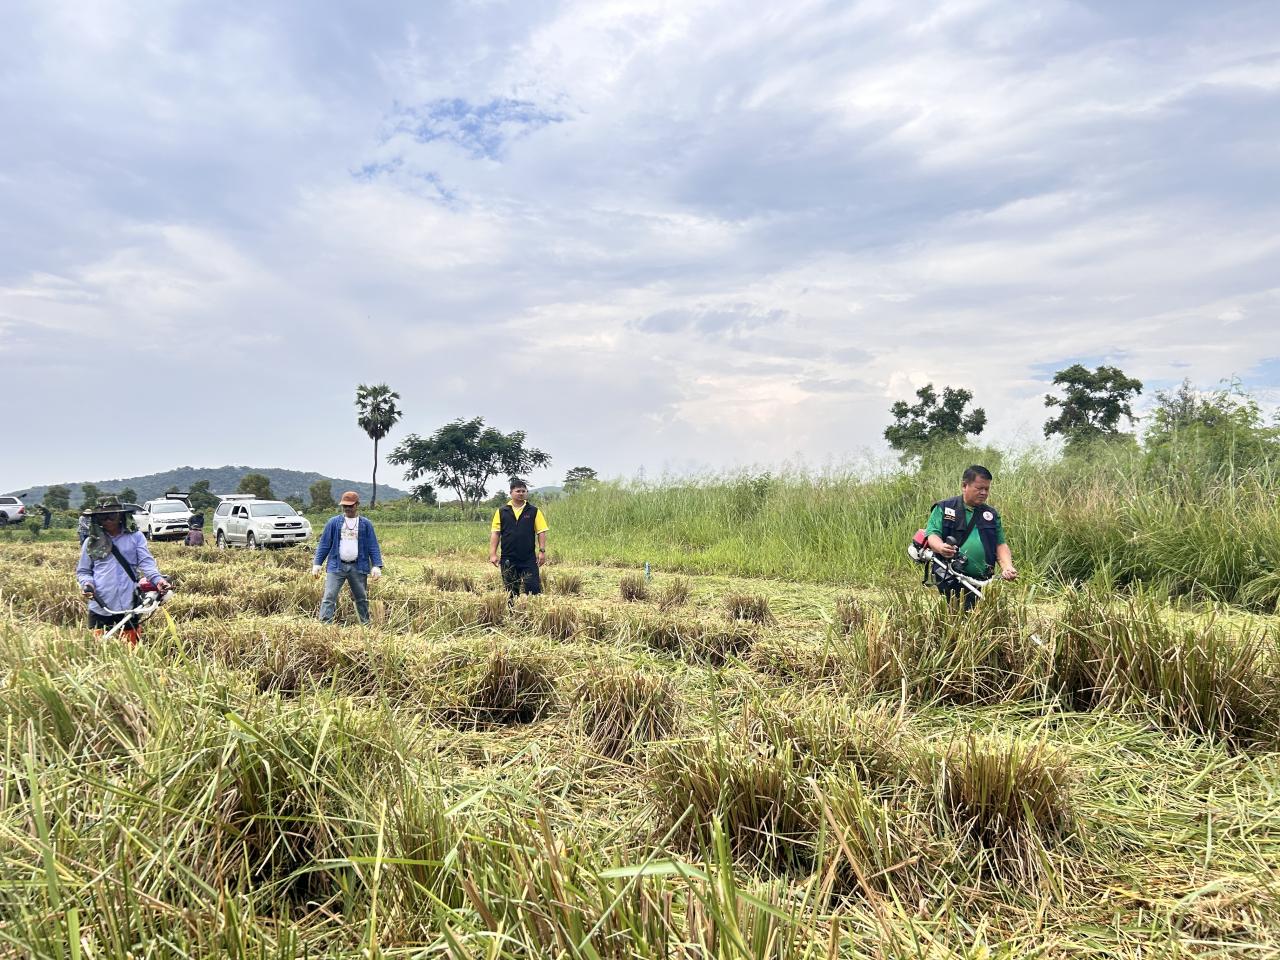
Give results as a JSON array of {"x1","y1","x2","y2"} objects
[{"x1": 489, "y1": 477, "x2": 549, "y2": 596}]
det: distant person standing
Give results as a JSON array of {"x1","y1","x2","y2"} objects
[
  {"x1": 37, "y1": 503, "x2": 52, "y2": 529},
  {"x1": 489, "y1": 478, "x2": 548, "y2": 596},
  {"x1": 312, "y1": 490, "x2": 382, "y2": 624},
  {"x1": 78, "y1": 512, "x2": 91, "y2": 544}
]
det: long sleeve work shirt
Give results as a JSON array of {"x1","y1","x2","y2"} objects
[
  {"x1": 76, "y1": 531, "x2": 164, "y2": 616},
  {"x1": 313, "y1": 514, "x2": 383, "y2": 574}
]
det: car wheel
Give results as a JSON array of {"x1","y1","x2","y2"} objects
[
  {"x1": 216, "y1": 530, "x2": 227, "y2": 549},
  {"x1": 247, "y1": 532, "x2": 259, "y2": 551},
  {"x1": 0, "y1": 515, "x2": 8, "y2": 527}
]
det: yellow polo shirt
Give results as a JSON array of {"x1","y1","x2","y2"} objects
[{"x1": 490, "y1": 501, "x2": 549, "y2": 534}]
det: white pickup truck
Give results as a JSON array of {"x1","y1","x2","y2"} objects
[
  {"x1": 138, "y1": 493, "x2": 194, "y2": 540},
  {"x1": 0, "y1": 495, "x2": 26, "y2": 526},
  {"x1": 213, "y1": 496, "x2": 312, "y2": 549}
]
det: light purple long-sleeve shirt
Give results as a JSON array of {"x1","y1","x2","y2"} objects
[{"x1": 76, "y1": 531, "x2": 164, "y2": 616}]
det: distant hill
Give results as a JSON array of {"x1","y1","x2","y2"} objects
[{"x1": 7, "y1": 466, "x2": 408, "y2": 506}]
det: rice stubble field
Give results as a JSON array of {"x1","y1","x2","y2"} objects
[{"x1": 1, "y1": 533, "x2": 1278, "y2": 958}]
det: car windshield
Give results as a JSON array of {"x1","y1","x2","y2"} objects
[
  {"x1": 250, "y1": 502, "x2": 298, "y2": 517},
  {"x1": 152, "y1": 502, "x2": 187, "y2": 513}
]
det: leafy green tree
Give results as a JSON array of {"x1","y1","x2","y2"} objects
[
  {"x1": 44, "y1": 485, "x2": 70, "y2": 511},
  {"x1": 1144, "y1": 379, "x2": 1278, "y2": 476},
  {"x1": 309, "y1": 479, "x2": 336, "y2": 511},
  {"x1": 188, "y1": 480, "x2": 219, "y2": 514},
  {"x1": 283, "y1": 495, "x2": 307, "y2": 513},
  {"x1": 563, "y1": 466, "x2": 598, "y2": 493},
  {"x1": 119, "y1": 487, "x2": 138, "y2": 505},
  {"x1": 410, "y1": 483, "x2": 437, "y2": 505},
  {"x1": 884, "y1": 384, "x2": 986, "y2": 461},
  {"x1": 355, "y1": 383, "x2": 403, "y2": 508},
  {"x1": 238, "y1": 473, "x2": 275, "y2": 500},
  {"x1": 389, "y1": 417, "x2": 551, "y2": 507},
  {"x1": 1043, "y1": 364, "x2": 1143, "y2": 452},
  {"x1": 79, "y1": 484, "x2": 101, "y2": 511}
]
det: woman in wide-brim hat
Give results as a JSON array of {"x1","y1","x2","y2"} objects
[{"x1": 75, "y1": 496, "x2": 170, "y2": 645}]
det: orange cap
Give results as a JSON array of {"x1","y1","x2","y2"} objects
[{"x1": 339, "y1": 491, "x2": 359, "y2": 506}]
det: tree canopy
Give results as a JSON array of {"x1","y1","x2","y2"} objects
[
  {"x1": 1144, "y1": 379, "x2": 1278, "y2": 475},
  {"x1": 563, "y1": 466, "x2": 598, "y2": 493},
  {"x1": 389, "y1": 417, "x2": 550, "y2": 506},
  {"x1": 44, "y1": 485, "x2": 70, "y2": 511},
  {"x1": 355, "y1": 383, "x2": 403, "y2": 508},
  {"x1": 1044, "y1": 363, "x2": 1143, "y2": 451},
  {"x1": 309, "y1": 479, "x2": 336, "y2": 511},
  {"x1": 884, "y1": 384, "x2": 986, "y2": 461},
  {"x1": 79, "y1": 484, "x2": 101, "y2": 511},
  {"x1": 238, "y1": 473, "x2": 275, "y2": 500},
  {"x1": 409, "y1": 483, "x2": 438, "y2": 505},
  {"x1": 188, "y1": 480, "x2": 219, "y2": 514}
]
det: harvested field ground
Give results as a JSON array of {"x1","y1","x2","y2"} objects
[{"x1": 1, "y1": 538, "x2": 1278, "y2": 958}]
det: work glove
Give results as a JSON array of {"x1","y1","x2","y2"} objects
[
  {"x1": 311, "y1": 564, "x2": 322, "y2": 577},
  {"x1": 369, "y1": 566, "x2": 382, "y2": 581}
]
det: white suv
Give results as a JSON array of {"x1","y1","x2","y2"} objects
[
  {"x1": 138, "y1": 493, "x2": 193, "y2": 540},
  {"x1": 213, "y1": 497, "x2": 312, "y2": 549},
  {"x1": 0, "y1": 496, "x2": 25, "y2": 526}
]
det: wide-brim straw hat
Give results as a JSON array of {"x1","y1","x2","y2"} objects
[{"x1": 82, "y1": 496, "x2": 141, "y2": 517}]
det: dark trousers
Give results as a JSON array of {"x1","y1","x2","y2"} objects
[
  {"x1": 937, "y1": 580, "x2": 977, "y2": 611},
  {"x1": 501, "y1": 559, "x2": 541, "y2": 597}
]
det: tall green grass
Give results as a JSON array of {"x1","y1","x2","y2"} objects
[{"x1": 534, "y1": 445, "x2": 1280, "y2": 608}]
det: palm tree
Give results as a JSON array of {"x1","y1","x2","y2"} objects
[{"x1": 354, "y1": 383, "x2": 403, "y2": 508}]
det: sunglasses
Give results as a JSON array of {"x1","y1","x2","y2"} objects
[{"x1": 342, "y1": 503, "x2": 358, "y2": 508}]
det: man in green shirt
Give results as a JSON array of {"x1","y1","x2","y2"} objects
[{"x1": 924, "y1": 464, "x2": 1017, "y2": 606}]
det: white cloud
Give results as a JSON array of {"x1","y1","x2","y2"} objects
[{"x1": 1, "y1": 0, "x2": 1279, "y2": 490}]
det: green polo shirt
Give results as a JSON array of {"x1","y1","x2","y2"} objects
[{"x1": 924, "y1": 504, "x2": 1006, "y2": 577}]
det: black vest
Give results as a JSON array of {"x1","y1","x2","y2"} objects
[
  {"x1": 498, "y1": 502, "x2": 539, "y2": 563},
  {"x1": 935, "y1": 495, "x2": 1000, "y2": 572}
]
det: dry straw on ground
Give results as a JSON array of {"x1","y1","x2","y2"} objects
[{"x1": 1, "y1": 537, "x2": 1278, "y2": 957}]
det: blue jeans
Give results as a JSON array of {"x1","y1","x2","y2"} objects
[{"x1": 320, "y1": 562, "x2": 369, "y2": 624}]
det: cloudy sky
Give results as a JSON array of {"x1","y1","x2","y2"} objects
[{"x1": 2, "y1": 0, "x2": 1278, "y2": 493}]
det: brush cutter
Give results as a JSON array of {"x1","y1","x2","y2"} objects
[
  {"x1": 86, "y1": 580, "x2": 172, "y2": 641},
  {"x1": 908, "y1": 533, "x2": 992, "y2": 600}
]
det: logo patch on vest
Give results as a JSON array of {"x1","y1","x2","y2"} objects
[
  {"x1": 943, "y1": 507, "x2": 957, "y2": 518},
  {"x1": 983, "y1": 511, "x2": 993, "y2": 521}
]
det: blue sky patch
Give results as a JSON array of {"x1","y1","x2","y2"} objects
[
  {"x1": 1247, "y1": 356, "x2": 1280, "y2": 387},
  {"x1": 1029, "y1": 354, "x2": 1135, "y2": 381},
  {"x1": 387, "y1": 97, "x2": 564, "y2": 160}
]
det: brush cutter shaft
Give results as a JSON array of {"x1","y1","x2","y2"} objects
[
  {"x1": 907, "y1": 544, "x2": 992, "y2": 599},
  {"x1": 92, "y1": 591, "x2": 169, "y2": 639},
  {"x1": 946, "y1": 568, "x2": 990, "y2": 600}
]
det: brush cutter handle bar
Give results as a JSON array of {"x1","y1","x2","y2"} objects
[
  {"x1": 92, "y1": 593, "x2": 167, "y2": 617},
  {"x1": 915, "y1": 547, "x2": 990, "y2": 598}
]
